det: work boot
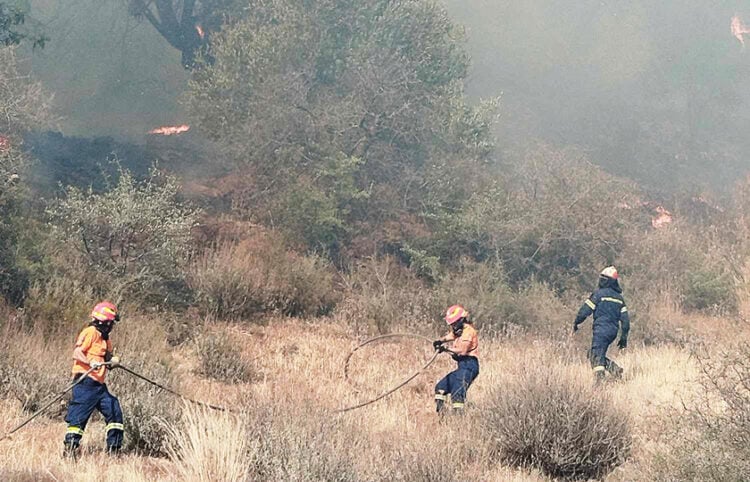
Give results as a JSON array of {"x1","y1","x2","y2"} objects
[
  {"x1": 607, "y1": 361, "x2": 624, "y2": 380},
  {"x1": 62, "y1": 442, "x2": 80, "y2": 461},
  {"x1": 435, "y1": 390, "x2": 447, "y2": 414},
  {"x1": 593, "y1": 367, "x2": 606, "y2": 386}
]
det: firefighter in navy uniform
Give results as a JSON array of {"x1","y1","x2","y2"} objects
[
  {"x1": 433, "y1": 305, "x2": 479, "y2": 413},
  {"x1": 573, "y1": 267, "x2": 630, "y2": 383},
  {"x1": 63, "y1": 301, "x2": 124, "y2": 459}
]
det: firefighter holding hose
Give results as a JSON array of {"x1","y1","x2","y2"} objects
[
  {"x1": 433, "y1": 305, "x2": 479, "y2": 414},
  {"x1": 63, "y1": 301, "x2": 124, "y2": 459}
]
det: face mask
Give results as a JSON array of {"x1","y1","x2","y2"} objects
[
  {"x1": 94, "y1": 321, "x2": 113, "y2": 340},
  {"x1": 452, "y1": 320, "x2": 465, "y2": 337}
]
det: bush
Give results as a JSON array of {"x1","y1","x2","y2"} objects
[
  {"x1": 189, "y1": 233, "x2": 338, "y2": 320},
  {"x1": 483, "y1": 361, "x2": 631, "y2": 480},
  {"x1": 653, "y1": 345, "x2": 750, "y2": 480},
  {"x1": 110, "y1": 358, "x2": 182, "y2": 456},
  {"x1": 21, "y1": 274, "x2": 96, "y2": 337},
  {"x1": 46, "y1": 165, "x2": 198, "y2": 306},
  {"x1": 244, "y1": 403, "x2": 357, "y2": 481},
  {"x1": 0, "y1": 326, "x2": 68, "y2": 415},
  {"x1": 622, "y1": 227, "x2": 738, "y2": 315},
  {"x1": 334, "y1": 255, "x2": 434, "y2": 334},
  {"x1": 430, "y1": 259, "x2": 568, "y2": 337},
  {"x1": 450, "y1": 145, "x2": 645, "y2": 292},
  {"x1": 196, "y1": 332, "x2": 255, "y2": 384}
]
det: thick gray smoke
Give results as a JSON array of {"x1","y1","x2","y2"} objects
[
  {"x1": 22, "y1": 0, "x2": 750, "y2": 191},
  {"x1": 445, "y1": 0, "x2": 750, "y2": 192},
  {"x1": 27, "y1": 0, "x2": 188, "y2": 140}
]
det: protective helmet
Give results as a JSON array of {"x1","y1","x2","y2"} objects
[
  {"x1": 445, "y1": 305, "x2": 468, "y2": 325},
  {"x1": 600, "y1": 266, "x2": 619, "y2": 280},
  {"x1": 91, "y1": 301, "x2": 119, "y2": 322}
]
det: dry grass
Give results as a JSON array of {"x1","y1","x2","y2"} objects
[
  {"x1": 0, "y1": 316, "x2": 726, "y2": 481},
  {"x1": 165, "y1": 404, "x2": 249, "y2": 482}
]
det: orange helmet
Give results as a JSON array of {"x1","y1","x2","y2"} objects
[
  {"x1": 444, "y1": 305, "x2": 468, "y2": 325},
  {"x1": 91, "y1": 301, "x2": 119, "y2": 322},
  {"x1": 600, "y1": 266, "x2": 619, "y2": 280}
]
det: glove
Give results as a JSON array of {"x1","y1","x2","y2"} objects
[
  {"x1": 617, "y1": 338, "x2": 627, "y2": 350},
  {"x1": 109, "y1": 356, "x2": 121, "y2": 368},
  {"x1": 433, "y1": 340, "x2": 444, "y2": 350},
  {"x1": 89, "y1": 360, "x2": 103, "y2": 370},
  {"x1": 436, "y1": 345, "x2": 448, "y2": 353}
]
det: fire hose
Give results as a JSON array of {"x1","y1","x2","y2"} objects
[
  {"x1": 335, "y1": 333, "x2": 448, "y2": 414},
  {"x1": 2, "y1": 362, "x2": 229, "y2": 441}
]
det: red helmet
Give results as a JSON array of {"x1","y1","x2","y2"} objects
[
  {"x1": 91, "y1": 301, "x2": 119, "y2": 322},
  {"x1": 444, "y1": 305, "x2": 468, "y2": 325},
  {"x1": 600, "y1": 266, "x2": 619, "y2": 280}
]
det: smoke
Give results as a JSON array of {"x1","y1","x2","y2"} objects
[
  {"x1": 19, "y1": 1, "x2": 750, "y2": 193},
  {"x1": 444, "y1": 0, "x2": 750, "y2": 192},
  {"x1": 26, "y1": 0, "x2": 189, "y2": 141}
]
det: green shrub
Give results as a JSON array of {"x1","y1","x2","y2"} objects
[
  {"x1": 430, "y1": 259, "x2": 568, "y2": 336},
  {"x1": 46, "y1": 165, "x2": 198, "y2": 306},
  {"x1": 189, "y1": 233, "x2": 338, "y2": 320},
  {"x1": 450, "y1": 145, "x2": 645, "y2": 292},
  {"x1": 196, "y1": 332, "x2": 255, "y2": 384},
  {"x1": 484, "y1": 362, "x2": 631, "y2": 480},
  {"x1": 682, "y1": 268, "x2": 736, "y2": 313}
]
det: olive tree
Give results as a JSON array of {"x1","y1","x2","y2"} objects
[
  {"x1": 47, "y1": 166, "x2": 198, "y2": 303},
  {"x1": 186, "y1": 0, "x2": 497, "y2": 256}
]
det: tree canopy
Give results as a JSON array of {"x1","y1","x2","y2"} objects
[{"x1": 187, "y1": 0, "x2": 498, "y2": 259}]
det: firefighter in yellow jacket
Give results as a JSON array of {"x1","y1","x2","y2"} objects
[
  {"x1": 63, "y1": 301, "x2": 123, "y2": 458},
  {"x1": 433, "y1": 305, "x2": 479, "y2": 413}
]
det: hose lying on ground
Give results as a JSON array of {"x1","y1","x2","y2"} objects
[
  {"x1": 115, "y1": 364, "x2": 229, "y2": 412},
  {"x1": 335, "y1": 333, "x2": 442, "y2": 414}
]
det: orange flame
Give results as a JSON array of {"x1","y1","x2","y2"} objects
[
  {"x1": 0, "y1": 135, "x2": 10, "y2": 151},
  {"x1": 651, "y1": 206, "x2": 673, "y2": 229},
  {"x1": 731, "y1": 15, "x2": 750, "y2": 47},
  {"x1": 148, "y1": 124, "x2": 190, "y2": 136},
  {"x1": 196, "y1": 24, "x2": 205, "y2": 39}
]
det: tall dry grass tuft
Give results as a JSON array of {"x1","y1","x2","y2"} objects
[
  {"x1": 483, "y1": 359, "x2": 632, "y2": 480},
  {"x1": 166, "y1": 404, "x2": 248, "y2": 482},
  {"x1": 103, "y1": 315, "x2": 184, "y2": 456},
  {"x1": 189, "y1": 234, "x2": 338, "y2": 320},
  {"x1": 196, "y1": 331, "x2": 256, "y2": 383},
  {"x1": 0, "y1": 323, "x2": 68, "y2": 415},
  {"x1": 244, "y1": 403, "x2": 358, "y2": 481}
]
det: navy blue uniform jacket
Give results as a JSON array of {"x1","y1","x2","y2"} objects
[{"x1": 574, "y1": 281, "x2": 630, "y2": 342}]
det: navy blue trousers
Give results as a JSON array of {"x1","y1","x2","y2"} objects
[
  {"x1": 64, "y1": 377, "x2": 124, "y2": 450},
  {"x1": 589, "y1": 327, "x2": 622, "y2": 377},
  {"x1": 435, "y1": 356, "x2": 479, "y2": 407}
]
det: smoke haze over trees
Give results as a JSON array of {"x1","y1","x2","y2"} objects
[{"x1": 16, "y1": 0, "x2": 750, "y2": 192}]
